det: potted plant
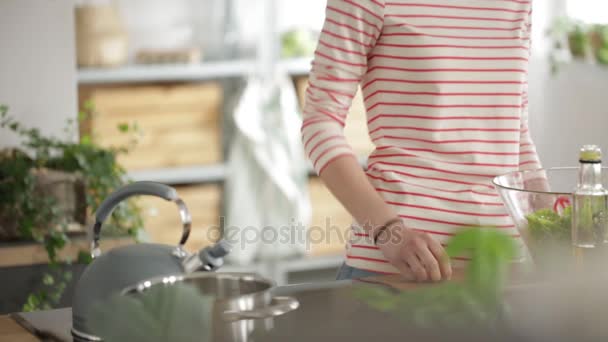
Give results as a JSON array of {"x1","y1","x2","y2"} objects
[
  {"x1": 549, "y1": 17, "x2": 608, "y2": 73},
  {"x1": 0, "y1": 103, "x2": 143, "y2": 311}
]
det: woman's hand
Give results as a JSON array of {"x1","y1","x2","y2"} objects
[{"x1": 377, "y1": 221, "x2": 452, "y2": 282}]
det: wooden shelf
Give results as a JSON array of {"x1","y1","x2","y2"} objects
[
  {"x1": 77, "y1": 59, "x2": 255, "y2": 84},
  {"x1": 127, "y1": 164, "x2": 226, "y2": 185},
  {"x1": 77, "y1": 58, "x2": 313, "y2": 85},
  {"x1": 279, "y1": 57, "x2": 312, "y2": 75},
  {"x1": 0, "y1": 236, "x2": 135, "y2": 268}
]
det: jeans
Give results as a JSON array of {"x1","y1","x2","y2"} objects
[{"x1": 335, "y1": 262, "x2": 383, "y2": 280}]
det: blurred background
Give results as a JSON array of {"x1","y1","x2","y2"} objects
[{"x1": 0, "y1": 0, "x2": 607, "y2": 313}]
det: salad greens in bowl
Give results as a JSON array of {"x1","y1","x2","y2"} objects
[{"x1": 493, "y1": 167, "x2": 608, "y2": 264}]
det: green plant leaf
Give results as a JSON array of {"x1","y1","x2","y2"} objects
[
  {"x1": 2, "y1": 106, "x2": 143, "y2": 311},
  {"x1": 83, "y1": 99, "x2": 95, "y2": 111},
  {"x1": 77, "y1": 250, "x2": 94, "y2": 264},
  {"x1": 117, "y1": 123, "x2": 130, "y2": 133},
  {"x1": 42, "y1": 274, "x2": 55, "y2": 286}
]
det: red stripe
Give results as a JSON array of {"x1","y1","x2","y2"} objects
[
  {"x1": 369, "y1": 153, "x2": 519, "y2": 167},
  {"x1": 321, "y1": 29, "x2": 373, "y2": 48},
  {"x1": 343, "y1": 0, "x2": 383, "y2": 22},
  {"x1": 308, "y1": 135, "x2": 344, "y2": 156},
  {"x1": 351, "y1": 244, "x2": 380, "y2": 250},
  {"x1": 303, "y1": 108, "x2": 345, "y2": 126},
  {"x1": 369, "y1": 160, "x2": 496, "y2": 178},
  {"x1": 316, "y1": 76, "x2": 359, "y2": 83},
  {"x1": 387, "y1": 201, "x2": 509, "y2": 217},
  {"x1": 370, "y1": 0, "x2": 384, "y2": 8},
  {"x1": 301, "y1": 118, "x2": 335, "y2": 130},
  {"x1": 367, "y1": 113, "x2": 520, "y2": 124},
  {"x1": 368, "y1": 125, "x2": 520, "y2": 134},
  {"x1": 519, "y1": 160, "x2": 540, "y2": 166},
  {"x1": 313, "y1": 144, "x2": 352, "y2": 169},
  {"x1": 385, "y1": 3, "x2": 529, "y2": 14},
  {"x1": 371, "y1": 135, "x2": 519, "y2": 145},
  {"x1": 326, "y1": 6, "x2": 381, "y2": 32},
  {"x1": 367, "y1": 165, "x2": 495, "y2": 189},
  {"x1": 400, "y1": 214, "x2": 514, "y2": 229},
  {"x1": 376, "y1": 188, "x2": 504, "y2": 206},
  {"x1": 374, "y1": 145, "x2": 520, "y2": 157},
  {"x1": 318, "y1": 152, "x2": 357, "y2": 175},
  {"x1": 325, "y1": 18, "x2": 376, "y2": 39},
  {"x1": 315, "y1": 50, "x2": 367, "y2": 68},
  {"x1": 308, "y1": 81, "x2": 354, "y2": 99},
  {"x1": 354, "y1": 233, "x2": 370, "y2": 237},
  {"x1": 364, "y1": 90, "x2": 522, "y2": 102},
  {"x1": 347, "y1": 255, "x2": 389, "y2": 264},
  {"x1": 375, "y1": 42, "x2": 528, "y2": 50},
  {"x1": 368, "y1": 65, "x2": 526, "y2": 73},
  {"x1": 303, "y1": 130, "x2": 323, "y2": 150},
  {"x1": 384, "y1": 23, "x2": 528, "y2": 31},
  {"x1": 381, "y1": 32, "x2": 529, "y2": 40},
  {"x1": 411, "y1": 227, "x2": 520, "y2": 239},
  {"x1": 366, "y1": 173, "x2": 500, "y2": 197},
  {"x1": 367, "y1": 102, "x2": 522, "y2": 111},
  {"x1": 385, "y1": 14, "x2": 527, "y2": 23},
  {"x1": 363, "y1": 78, "x2": 523, "y2": 89},
  {"x1": 318, "y1": 39, "x2": 367, "y2": 57},
  {"x1": 369, "y1": 53, "x2": 528, "y2": 61}
]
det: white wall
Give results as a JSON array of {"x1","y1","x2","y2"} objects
[
  {"x1": 528, "y1": 0, "x2": 608, "y2": 168},
  {"x1": 0, "y1": 0, "x2": 78, "y2": 147},
  {"x1": 529, "y1": 62, "x2": 608, "y2": 168}
]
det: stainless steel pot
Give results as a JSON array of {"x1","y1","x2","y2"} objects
[{"x1": 117, "y1": 273, "x2": 299, "y2": 342}]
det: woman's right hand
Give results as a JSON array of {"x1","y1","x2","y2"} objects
[{"x1": 376, "y1": 221, "x2": 452, "y2": 282}]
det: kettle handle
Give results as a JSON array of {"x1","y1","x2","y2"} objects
[{"x1": 91, "y1": 181, "x2": 192, "y2": 257}]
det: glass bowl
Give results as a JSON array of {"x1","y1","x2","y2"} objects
[{"x1": 493, "y1": 167, "x2": 608, "y2": 265}]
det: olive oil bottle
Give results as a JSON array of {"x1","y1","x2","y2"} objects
[{"x1": 572, "y1": 145, "x2": 608, "y2": 265}]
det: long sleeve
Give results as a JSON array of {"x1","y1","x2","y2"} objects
[
  {"x1": 301, "y1": 0, "x2": 384, "y2": 175},
  {"x1": 518, "y1": 81, "x2": 542, "y2": 171},
  {"x1": 519, "y1": 15, "x2": 541, "y2": 171}
]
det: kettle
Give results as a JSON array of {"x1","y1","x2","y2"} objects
[{"x1": 71, "y1": 181, "x2": 230, "y2": 341}]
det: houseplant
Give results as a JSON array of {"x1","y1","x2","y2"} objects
[
  {"x1": 0, "y1": 103, "x2": 143, "y2": 311},
  {"x1": 549, "y1": 17, "x2": 608, "y2": 73}
]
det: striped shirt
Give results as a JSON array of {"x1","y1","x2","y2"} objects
[{"x1": 301, "y1": 0, "x2": 540, "y2": 274}]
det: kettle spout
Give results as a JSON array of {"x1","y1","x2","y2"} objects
[{"x1": 182, "y1": 239, "x2": 231, "y2": 273}]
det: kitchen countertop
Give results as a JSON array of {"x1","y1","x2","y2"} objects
[
  {"x1": 0, "y1": 272, "x2": 558, "y2": 342},
  {"x1": 0, "y1": 275, "x2": 428, "y2": 341}
]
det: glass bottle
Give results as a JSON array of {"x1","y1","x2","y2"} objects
[{"x1": 572, "y1": 145, "x2": 608, "y2": 264}]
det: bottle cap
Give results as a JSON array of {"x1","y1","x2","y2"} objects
[{"x1": 579, "y1": 145, "x2": 602, "y2": 163}]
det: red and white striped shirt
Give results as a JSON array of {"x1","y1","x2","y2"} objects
[{"x1": 301, "y1": 0, "x2": 540, "y2": 274}]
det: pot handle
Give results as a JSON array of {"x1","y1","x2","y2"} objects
[
  {"x1": 222, "y1": 296, "x2": 299, "y2": 322},
  {"x1": 91, "y1": 181, "x2": 192, "y2": 257}
]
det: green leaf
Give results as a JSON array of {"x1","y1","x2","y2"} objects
[
  {"x1": 83, "y1": 99, "x2": 95, "y2": 111},
  {"x1": 42, "y1": 274, "x2": 55, "y2": 286},
  {"x1": 77, "y1": 250, "x2": 94, "y2": 264},
  {"x1": 117, "y1": 123, "x2": 130, "y2": 133},
  {"x1": 80, "y1": 134, "x2": 92, "y2": 146}
]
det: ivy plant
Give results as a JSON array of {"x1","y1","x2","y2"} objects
[{"x1": 0, "y1": 104, "x2": 143, "y2": 311}]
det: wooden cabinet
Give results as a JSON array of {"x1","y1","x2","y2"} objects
[
  {"x1": 137, "y1": 184, "x2": 221, "y2": 253},
  {"x1": 307, "y1": 178, "x2": 350, "y2": 256},
  {"x1": 79, "y1": 82, "x2": 223, "y2": 171}
]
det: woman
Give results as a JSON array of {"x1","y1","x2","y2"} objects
[{"x1": 301, "y1": 0, "x2": 539, "y2": 281}]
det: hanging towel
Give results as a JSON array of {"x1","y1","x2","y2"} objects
[{"x1": 225, "y1": 72, "x2": 311, "y2": 265}]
